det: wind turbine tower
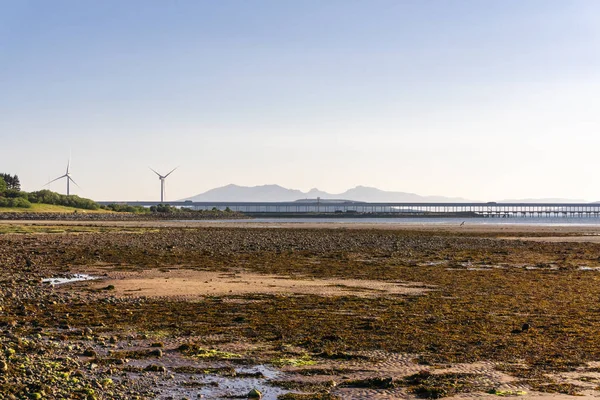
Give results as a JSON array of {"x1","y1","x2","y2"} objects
[
  {"x1": 150, "y1": 167, "x2": 178, "y2": 203},
  {"x1": 45, "y1": 159, "x2": 80, "y2": 195}
]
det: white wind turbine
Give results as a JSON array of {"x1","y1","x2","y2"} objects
[
  {"x1": 45, "y1": 159, "x2": 80, "y2": 195},
  {"x1": 150, "y1": 167, "x2": 178, "y2": 203}
]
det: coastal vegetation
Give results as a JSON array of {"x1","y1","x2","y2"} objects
[
  {"x1": 0, "y1": 203, "x2": 110, "y2": 214},
  {"x1": 0, "y1": 173, "x2": 100, "y2": 210},
  {"x1": 100, "y1": 203, "x2": 235, "y2": 215},
  {"x1": 0, "y1": 186, "x2": 98, "y2": 210}
]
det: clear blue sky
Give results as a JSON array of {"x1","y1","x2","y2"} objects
[{"x1": 2, "y1": 0, "x2": 599, "y2": 201}]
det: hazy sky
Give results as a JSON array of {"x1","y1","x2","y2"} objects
[{"x1": 2, "y1": 0, "x2": 599, "y2": 201}]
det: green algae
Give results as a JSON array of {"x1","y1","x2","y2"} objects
[{"x1": 271, "y1": 355, "x2": 317, "y2": 367}]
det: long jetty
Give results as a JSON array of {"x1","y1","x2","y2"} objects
[{"x1": 98, "y1": 201, "x2": 600, "y2": 218}]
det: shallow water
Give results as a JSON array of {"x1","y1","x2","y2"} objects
[
  {"x1": 134, "y1": 363, "x2": 289, "y2": 400},
  {"x1": 42, "y1": 274, "x2": 97, "y2": 285},
  {"x1": 181, "y1": 217, "x2": 600, "y2": 226},
  {"x1": 579, "y1": 266, "x2": 600, "y2": 271}
]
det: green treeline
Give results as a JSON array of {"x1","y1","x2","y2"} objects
[
  {"x1": 0, "y1": 174, "x2": 98, "y2": 210},
  {"x1": 102, "y1": 203, "x2": 148, "y2": 213},
  {"x1": 27, "y1": 190, "x2": 99, "y2": 210},
  {"x1": 0, "y1": 187, "x2": 99, "y2": 210}
]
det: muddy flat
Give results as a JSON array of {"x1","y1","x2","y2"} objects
[{"x1": 3, "y1": 222, "x2": 600, "y2": 398}]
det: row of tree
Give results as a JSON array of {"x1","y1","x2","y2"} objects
[
  {"x1": 0, "y1": 173, "x2": 99, "y2": 210},
  {"x1": 102, "y1": 203, "x2": 149, "y2": 213}
]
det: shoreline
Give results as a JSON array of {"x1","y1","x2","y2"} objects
[{"x1": 2, "y1": 218, "x2": 600, "y2": 235}]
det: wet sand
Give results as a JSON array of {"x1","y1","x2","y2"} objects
[{"x1": 84, "y1": 269, "x2": 431, "y2": 298}]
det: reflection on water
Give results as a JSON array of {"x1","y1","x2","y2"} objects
[
  {"x1": 137, "y1": 363, "x2": 287, "y2": 400},
  {"x1": 181, "y1": 217, "x2": 600, "y2": 226},
  {"x1": 42, "y1": 274, "x2": 97, "y2": 285}
]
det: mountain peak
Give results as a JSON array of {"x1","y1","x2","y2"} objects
[{"x1": 348, "y1": 185, "x2": 380, "y2": 191}]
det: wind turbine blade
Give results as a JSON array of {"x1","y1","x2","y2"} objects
[
  {"x1": 66, "y1": 159, "x2": 70, "y2": 174},
  {"x1": 68, "y1": 176, "x2": 81, "y2": 189},
  {"x1": 44, "y1": 175, "x2": 67, "y2": 186},
  {"x1": 149, "y1": 167, "x2": 162, "y2": 178},
  {"x1": 164, "y1": 166, "x2": 179, "y2": 178}
]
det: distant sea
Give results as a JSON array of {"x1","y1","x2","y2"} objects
[{"x1": 191, "y1": 217, "x2": 600, "y2": 226}]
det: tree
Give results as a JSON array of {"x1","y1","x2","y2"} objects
[
  {"x1": 0, "y1": 174, "x2": 20, "y2": 191},
  {"x1": 0, "y1": 177, "x2": 6, "y2": 194},
  {"x1": 9, "y1": 174, "x2": 20, "y2": 191}
]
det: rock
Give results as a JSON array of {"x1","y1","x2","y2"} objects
[
  {"x1": 82, "y1": 348, "x2": 98, "y2": 357},
  {"x1": 0, "y1": 360, "x2": 7, "y2": 372},
  {"x1": 248, "y1": 388, "x2": 262, "y2": 399},
  {"x1": 178, "y1": 343, "x2": 191, "y2": 351},
  {"x1": 149, "y1": 349, "x2": 163, "y2": 357},
  {"x1": 144, "y1": 364, "x2": 166, "y2": 373}
]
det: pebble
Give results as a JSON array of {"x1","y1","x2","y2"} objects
[{"x1": 248, "y1": 388, "x2": 262, "y2": 399}]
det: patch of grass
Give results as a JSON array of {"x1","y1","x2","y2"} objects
[
  {"x1": 271, "y1": 355, "x2": 317, "y2": 367},
  {"x1": 177, "y1": 344, "x2": 241, "y2": 359},
  {"x1": 487, "y1": 389, "x2": 527, "y2": 396},
  {"x1": 0, "y1": 203, "x2": 112, "y2": 213}
]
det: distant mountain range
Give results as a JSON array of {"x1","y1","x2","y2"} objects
[
  {"x1": 183, "y1": 184, "x2": 473, "y2": 203},
  {"x1": 181, "y1": 184, "x2": 595, "y2": 203}
]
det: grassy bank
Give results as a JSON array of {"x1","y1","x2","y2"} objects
[{"x1": 0, "y1": 203, "x2": 112, "y2": 213}]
